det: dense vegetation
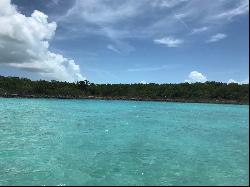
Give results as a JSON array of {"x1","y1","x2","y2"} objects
[{"x1": 0, "y1": 75, "x2": 249, "y2": 104}]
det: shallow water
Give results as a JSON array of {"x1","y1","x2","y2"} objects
[{"x1": 0, "y1": 98, "x2": 248, "y2": 186}]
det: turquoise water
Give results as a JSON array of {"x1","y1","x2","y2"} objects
[{"x1": 0, "y1": 98, "x2": 248, "y2": 186}]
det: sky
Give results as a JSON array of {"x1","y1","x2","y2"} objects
[{"x1": 0, "y1": 0, "x2": 249, "y2": 84}]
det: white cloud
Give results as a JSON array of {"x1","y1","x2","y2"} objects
[
  {"x1": 185, "y1": 71, "x2": 207, "y2": 83},
  {"x1": 107, "y1": 44, "x2": 121, "y2": 54},
  {"x1": 241, "y1": 77, "x2": 249, "y2": 84},
  {"x1": 51, "y1": 0, "x2": 60, "y2": 5},
  {"x1": 57, "y1": 1, "x2": 249, "y2": 40},
  {"x1": 140, "y1": 80, "x2": 147, "y2": 84},
  {"x1": 214, "y1": 0, "x2": 249, "y2": 20},
  {"x1": 207, "y1": 33, "x2": 227, "y2": 43},
  {"x1": 227, "y1": 77, "x2": 249, "y2": 84},
  {"x1": 174, "y1": 13, "x2": 190, "y2": 30},
  {"x1": 191, "y1": 26, "x2": 208, "y2": 34},
  {"x1": 154, "y1": 37, "x2": 184, "y2": 47},
  {"x1": 227, "y1": 79, "x2": 238, "y2": 84},
  {"x1": 151, "y1": 0, "x2": 188, "y2": 8},
  {"x1": 54, "y1": 0, "x2": 249, "y2": 52},
  {"x1": 0, "y1": 0, "x2": 84, "y2": 82},
  {"x1": 64, "y1": 0, "x2": 143, "y2": 25}
]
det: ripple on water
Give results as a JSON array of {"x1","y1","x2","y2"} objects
[{"x1": 0, "y1": 98, "x2": 248, "y2": 186}]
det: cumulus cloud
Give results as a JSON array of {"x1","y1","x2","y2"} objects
[
  {"x1": 154, "y1": 37, "x2": 184, "y2": 47},
  {"x1": 227, "y1": 79, "x2": 238, "y2": 84},
  {"x1": 185, "y1": 71, "x2": 207, "y2": 83},
  {"x1": 0, "y1": 0, "x2": 84, "y2": 82},
  {"x1": 140, "y1": 80, "x2": 147, "y2": 84},
  {"x1": 227, "y1": 77, "x2": 249, "y2": 84},
  {"x1": 207, "y1": 33, "x2": 227, "y2": 43}
]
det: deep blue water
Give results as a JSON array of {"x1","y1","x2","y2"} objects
[{"x1": 0, "y1": 98, "x2": 249, "y2": 186}]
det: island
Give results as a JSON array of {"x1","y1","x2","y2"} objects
[{"x1": 0, "y1": 75, "x2": 248, "y2": 105}]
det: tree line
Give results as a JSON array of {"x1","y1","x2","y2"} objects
[{"x1": 0, "y1": 76, "x2": 249, "y2": 104}]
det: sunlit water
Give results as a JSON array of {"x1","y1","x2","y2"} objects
[{"x1": 0, "y1": 98, "x2": 248, "y2": 186}]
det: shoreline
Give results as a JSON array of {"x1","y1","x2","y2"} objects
[{"x1": 1, "y1": 95, "x2": 248, "y2": 105}]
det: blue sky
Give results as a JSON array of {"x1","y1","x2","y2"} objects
[{"x1": 0, "y1": 0, "x2": 249, "y2": 84}]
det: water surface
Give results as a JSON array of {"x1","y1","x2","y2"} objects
[{"x1": 0, "y1": 98, "x2": 248, "y2": 185}]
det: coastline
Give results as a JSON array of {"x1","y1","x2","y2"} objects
[
  {"x1": 1, "y1": 95, "x2": 248, "y2": 105},
  {"x1": 1, "y1": 76, "x2": 248, "y2": 106}
]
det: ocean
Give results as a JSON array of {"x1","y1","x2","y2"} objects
[{"x1": 0, "y1": 98, "x2": 248, "y2": 185}]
